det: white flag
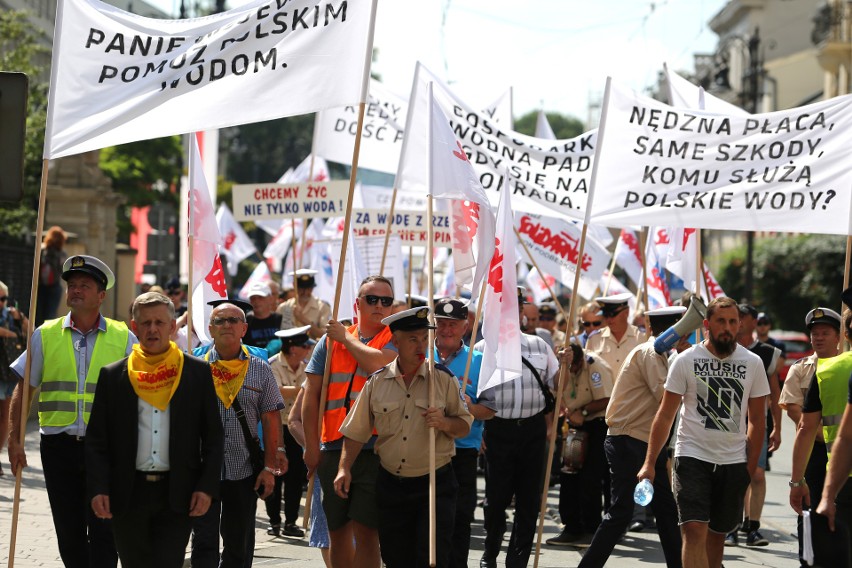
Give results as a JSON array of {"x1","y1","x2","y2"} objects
[
  {"x1": 216, "y1": 203, "x2": 256, "y2": 276},
  {"x1": 525, "y1": 267, "x2": 557, "y2": 304},
  {"x1": 590, "y1": 81, "x2": 852, "y2": 234},
  {"x1": 664, "y1": 64, "x2": 749, "y2": 116},
  {"x1": 428, "y1": 86, "x2": 496, "y2": 291},
  {"x1": 399, "y1": 63, "x2": 597, "y2": 220},
  {"x1": 238, "y1": 261, "x2": 272, "y2": 300},
  {"x1": 478, "y1": 174, "x2": 523, "y2": 396},
  {"x1": 188, "y1": 134, "x2": 226, "y2": 343},
  {"x1": 665, "y1": 227, "x2": 700, "y2": 291},
  {"x1": 702, "y1": 263, "x2": 726, "y2": 300},
  {"x1": 44, "y1": 0, "x2": 375, "y2": 158},
  {"x1": 535, "y1": 110, "x2": 556, "y2": 140},
  {"x1": 613, "y1": 229, "x2": 644, "y2": 288}
]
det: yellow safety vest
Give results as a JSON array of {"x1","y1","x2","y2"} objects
[
  {"x1": 817, "y1": 351, "x2": 852, "y2": 470},
  {"x1": 39, "y1": 316, "x2": 128, "y2": 427}
]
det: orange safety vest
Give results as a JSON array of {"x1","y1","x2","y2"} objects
[{"x1": 321, "y1": 324, "x2": 392, "y2": 444}]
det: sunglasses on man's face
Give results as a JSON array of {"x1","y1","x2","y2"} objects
[
  {"x1": 211, "y1": 316, "x2": 245, "y2": 326},
  {"x1": 583, "y1": 320, "x2": 603, "y2": 328},
  {"x1": 361, "y1": 295, "x2": 394, "y2": 308}
]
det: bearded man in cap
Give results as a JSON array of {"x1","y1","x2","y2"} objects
[
  {"x1": 433, "y1": 297, "x2": 496, "y2": 567},
  {"x1": 576, "y1": 307, "x2": 687, "y2": 567},
  {"x1": 8, "y1": 255, "x2": 137, "y2": 568},
  {"x1": 586, "y1": 293, "x2": 644, "y2": 376},
  {"x1": 278, "y1": 269, "x2": 331, "y2": 340},
  {"x1": 334, "y1": 307, "x2": 473, "y2": 568}
]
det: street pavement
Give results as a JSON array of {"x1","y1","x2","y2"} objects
[{"x1": 1, "y1": 416, "x2": 801, "y2": 567}]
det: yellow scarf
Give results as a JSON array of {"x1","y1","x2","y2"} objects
[
  {"x1": 127, "y1": 342, "x2": 184, "y2": 411},
  {"x1": 207, "y1": 346, "x2": 249, "y2": 409}
]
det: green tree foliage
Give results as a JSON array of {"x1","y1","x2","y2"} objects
[
  {"x1": 222, "y1": 114, "x2": 314, "y2": 183},
  {"x1": 0, "y1": 10, "x2": 49, "y2": 237},
  {"x1": 716, "y1": 234, "x2": 847, "y2": 330},
  {"x1": 513, "y1": 110, "x2": 585, "y2": 139}
]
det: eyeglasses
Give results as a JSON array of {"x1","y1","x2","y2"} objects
[
  {"x1": 211, "y1": 316, "x2": 245, "y2": 326},
  {"x1": 361, "y1": 295, "x2": 394, "y2": 307},
  {"x1": 582, "y1": 321, "x2": 603, "y2": 328},
  {"x1": 0, "y1": 297, "x2": 7, "y2": 302}
]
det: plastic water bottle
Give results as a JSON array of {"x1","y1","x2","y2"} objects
[{"x1": 634, "y1": 479, "x2": 654, "y2": 506}]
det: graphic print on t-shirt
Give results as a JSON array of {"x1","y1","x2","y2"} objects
[{"x1": 693, "y1": 358, "x2": 747, "y2": 432}]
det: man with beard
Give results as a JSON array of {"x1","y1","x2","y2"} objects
[{"x1": 638, "y1": 297, "x2": 769, "y2": 568}]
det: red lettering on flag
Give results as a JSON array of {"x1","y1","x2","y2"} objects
[
  {"x1": 487, "y1": 238, "x2": 504, "y2": 297},
  {"x1": 453, "y1": 141, "x2": 468, "y2": 162},
  {"x1": 682, "y1": 228, "x2": 696, "y2": 251},
  {"x1": 205, "y1": 256, "x2": 227, "y2": 297}
]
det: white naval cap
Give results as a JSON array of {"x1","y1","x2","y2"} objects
[{"x1": 62, "y1": 255, "x2": 115, "y2": 290}]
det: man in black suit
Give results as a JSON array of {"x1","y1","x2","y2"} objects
[{"x1": 86, "y1": 292, "x2": 224, "y2": 568}]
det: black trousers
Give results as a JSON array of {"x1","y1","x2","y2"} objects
[
  {"x1": 578, "y1": 435, "x2": 681, "y2": 568},
  {"x1": 798, "y1": 441, "x2": 828, "y2": 566},
  {"x1": 559, "y1": 417, "x2": 609, "y2": 534},
  {"x1": 376, "y1": 464, "x2": 458, "y2": 568},
  {"x1": 449, "y1": 448, "x2": 479, "y2": 568},
  {"x1": 112, "y1": 473, "x2": 192, "y2": 568},
  {"x1": 191, "y1": 475, "x2": 257, "y2": 568},
  {"x1": 264, "y1": 427, "x2": 306, "y2": 526},
  {"x1": 482, "y1": 413, "x2": 547, "y2": 568},
  {"x1": 40, "y1": 433, "x2": 117, "y2": 568}
]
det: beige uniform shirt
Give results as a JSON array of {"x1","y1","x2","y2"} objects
[
  {"x1": 277, "y1": 295, "x2": 331, "y2": 337},
  {"x1": 340, "y1": 359, "x2": 473, "y2": 477},
  {"x1": 606, "y1": 339, "x2": 669, "y2": 443},
  {"x1": 268, "y1": 355, "x2": 305, "y2": 425},
  {"x1": 585, "y1": 324, "x2": 644, "y2": 377},
  {"x1": 780, "y1": 353, "x2": 823, "y2": 442},
  {"x1": 561, "y1": 355, "x2": 614, "y2": 420}
]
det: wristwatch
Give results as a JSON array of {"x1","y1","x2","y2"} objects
[{"x1": 789, "y1": 478, "x2": 806, "y2": 488}]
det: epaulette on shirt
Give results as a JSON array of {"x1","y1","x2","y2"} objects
[
  {"x1": 368, "y1": 365, "x2": 390, "y2": 380},
  {"x1": 586, "y1": 355, "x2": 595, "y2": 365},
  {"x1": 435, "y1": 362, "x2": 453, "y2": 376},
  {"x1": 587, "y1": 328, "x2": 603, "y2": 339}
]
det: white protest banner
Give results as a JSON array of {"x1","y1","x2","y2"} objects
[
  {"x1": 399, "y1": 63, "x2": 596, "y2": 220},
  {"x1": 514, "y1": 212, "x2": 609, "y2": 300},
  {"x1": 232, "y1": 180, "x2": 349, "y2": 221},
  {"x1": 590, "y1": 82, "x2": 852, "y2": 234},
  {"x1": 359, "y1": 184, "x2": 428, "y2": 210},
  {"x1": 351, "y1": 209, "x2": 452, "y2": 246},
  {"x1": 483, "y1": 87, "x2": 513, "y2": 127},
  {"x1": 664, "y1": 64, "x2": 748, "y2": 115},
  {"x1": 315, "y1": 79, "x2": 406, "y2": 174},
  {"x1": 45, "y1": 0, "x2": 375, "y2": 158}
]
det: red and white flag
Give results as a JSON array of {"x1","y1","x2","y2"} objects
[
  {"x1": 702, "y1": 263, "x2": 726, "y2": 300},
  {"x1": 613, "y1": 229, "x2": 643, "y2": 288},
  {"x1": 478, "y1": 174, "x2": 522, "y2": 396},
  {"x1": 525, "y1": 267, "x2": 557, "y2": 304},
  {"x1": 645, "y1": 230, "x2": 672, "y2": 310},
  {"x1": 188, "y1": 133, "x2": 227, "y2": 343},
  {"x1": 216, "y1": 203, "x2": 256, "y2": 276},
  {"x1": 428, "y1": 85, "x2": 496, "y2": 292},
  {"x1": 665, "y1": 227, "x2": 700, "y2": 291}
]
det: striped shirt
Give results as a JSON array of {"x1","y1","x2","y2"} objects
[
  {"x1": 476, "y1": 334, "x2": 559, "y2": 419},
  {"x1": 207, "y1": 346, "x2": 285, "y2": 481}
]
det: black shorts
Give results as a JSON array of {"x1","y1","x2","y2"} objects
[{"x1": 672, "y1": 456, "x2": 751, "y2": 534}]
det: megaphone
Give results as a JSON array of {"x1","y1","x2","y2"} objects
[{"x1": 653, "y1": 296, "x2": 707, "y2": 354}]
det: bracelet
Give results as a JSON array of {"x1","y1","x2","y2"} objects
[
  {"x1": 277, "y1": 447, "x2": 286, "y2": 453},
  {"x1": 789, "y1": 478, "x2": 807, "y2": 488},
  {"x1": 264, "y1": 466, "x2": 282, "y2": 476}
]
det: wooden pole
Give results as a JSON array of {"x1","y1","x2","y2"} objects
[
  {"x1": 513, "y1": 226, "x2": 567, "y2": 320},
  {"x1": 379, "y1": 187, "x2": 398, "y2": 275},
  {"x1": 458, "y1": 278, "x2": 487, "y2": 396},
  {"x1": 532, "y1": 224, "x2": 590, "y2": 567},
  {"x1": 407, "y1": 246, "x2": 414, "y2": 307},
  {"x1": 186, "y1": 137, "x2": 196, "y2": 345},
  {"x1": 8, "y1": 159, "x2": 50, "y2": 568},
  {"x1": 602, "y1": 233, "x2": 620, "y2": 296},
  {"x1": 639, "y1": 228, "x2": 649, "y2": 314},
  {"x1": 695, "y1": 229, "x2": 703, "y2": 297},
  {"x1": 291, "y1": 220, "x2": 299, "y2": 299},
  {"x1": 304, "y1": 0, "x2": 379, "y2": 529}
]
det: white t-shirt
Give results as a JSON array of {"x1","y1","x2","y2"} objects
[{"x1": 666, "y1": 343, "x2": 770, "y2": 465}]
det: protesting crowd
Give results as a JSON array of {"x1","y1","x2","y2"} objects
[{"x1": 2, "y1": 246, "x2": 851, "y2": 568}]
